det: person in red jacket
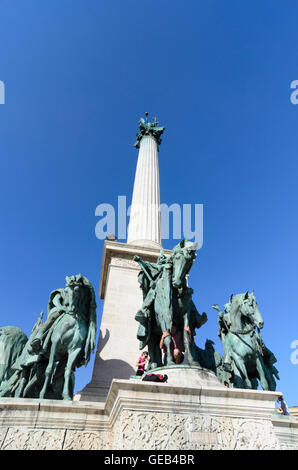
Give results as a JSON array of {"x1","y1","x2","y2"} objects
[{"x1": 136, "y1": 351, "x2": 149, "y2": 376}]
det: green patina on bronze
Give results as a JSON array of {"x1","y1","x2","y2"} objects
[
  {"x1": 134, "y1": 112, "x2": 165, "y2": 149},
  {"x1": 213, "y1": 292, "x2": 279, "y2": 390},
  {"x1": 134, "y1": 240, "x2": 207, "y2": 370},
  {"x1": 196, "y1": 339, "x2": 234, "y2": 387},
  {"x1": 0, "y1": 327, "x2": 28, "y2": 385},
  {"x1": 0, "y1": 241, "x2": 280, "y2": 396},
  {"x1": 134, "y1": 240, "x2": 279, "y2": 390},
  {"x1": 0, "y1": 274, "x2": 96, "y2": 400}
]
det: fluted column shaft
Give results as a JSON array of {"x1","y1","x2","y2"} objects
[{"x1": 127, "y1": 135, "x2": 161, "y2": 248}]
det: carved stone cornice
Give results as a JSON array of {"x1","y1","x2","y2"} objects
[{"x1": 99, "y1": 241, "x2": 171, "y2": 299}]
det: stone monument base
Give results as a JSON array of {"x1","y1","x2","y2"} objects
[
  {"x1": 132, "y1": 364, "x2": 225, "y2": 388},
  {"x1": 0, "y1": 374, "x2": 297, "y2": 450}
]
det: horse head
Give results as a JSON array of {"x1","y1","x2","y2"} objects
[
  {"x1": 171, "y1": 239, "x2": 198, "y2": 289},
  {"x1": 230, "y1": 291, "x2": 264, "y2": 331},
  {"x1": 65, "y1": 274, "x2": 90, "y2": 317}
]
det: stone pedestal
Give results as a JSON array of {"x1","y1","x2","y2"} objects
[
  {"x1": 75, "y1": 240, "x2": 170, "y2": 402},
  {"x1": 272, "y1": 413, "x2": 298, "y2": 449},
  {"x1": 134, "y1": 364, "x2": 225, "y2": 389},
  {"x1": 1, "y1": 376, "x2": 297, "y2": 450},
  {"x1": 290, "y1": 406, "x2": 298, "y2": 417}
]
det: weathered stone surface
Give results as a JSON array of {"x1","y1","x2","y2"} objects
[
  {"x1": 109, "y1": 379, "x2": 285, "y2": 450},
  {"x1": 114, "y1": 411, "x2": 280, "y2": 450},
  {"x1": 137, "y1": 365, "x2": 224, "y2": 389},
  {"x1": 113, "y1": 410, "x2": 280, "y2": 450},
  {"x1": 2, "y1": 428, "x2": 65, "y2": 450},
  {"x1": 272, "y1": 414, "x2": 298, "y2": 449},
  {"x1": 0, "y1": 427, "x2": 8, "y2": 448},
  {"x1": 63, "y1": 430, "x2": 108, "y2": 450},
  {"x1": 0, "y1": 378, "x2": 297, "y2": 450}
]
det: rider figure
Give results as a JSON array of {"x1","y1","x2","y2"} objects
[
  {"x1": 134, "y1": 249, "x2": 171, "y2": 325},
  {"x1": 134, "y1": 249, "x2": 176, "y2": 365},
  {"x1": 29, "y1": 286, "x2": 71, "y2": 354},
  {"x1": 213, "y1": 302, "x2": 232, "y2": 372}
]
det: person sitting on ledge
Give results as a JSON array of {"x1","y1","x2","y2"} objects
[
  {"x1": 160, "y1": 323, "x2": 184, "y2": 365},
  {"x1": 275, "y1": 395, "x2": 290, "y2": 416},
  {"x1": 136, "y1": 351, "x2": 149, "y2": 376}
]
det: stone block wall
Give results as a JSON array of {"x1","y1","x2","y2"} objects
[{"x1": 0, "y1": 379, "x2": 297, "y2": 450}]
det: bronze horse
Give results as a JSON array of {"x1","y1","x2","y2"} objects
[
  {"x1": 135, "y1": 240, "x2": 206, "y2": 369},
  {"x1": 217, "y1": 292, "x2": 271, "y2": 390},
  {"x1": 0, "y1": 274, "x2": 96, "y2": 400}
]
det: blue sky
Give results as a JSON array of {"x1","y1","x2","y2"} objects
[{"x1": 0, "y1": 1, "x2": 297, "y2": 406}]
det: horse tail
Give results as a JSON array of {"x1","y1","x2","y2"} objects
[{"x1": 84, "y1": 295, "x2": 97, "y2": 365}]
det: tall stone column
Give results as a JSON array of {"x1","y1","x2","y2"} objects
[
  {"x1": 127, "y1": 135, "x2": 161, "y2": 249},
  {"x1": 75, "y1": 115, "x2": 167, "y2": 403}
]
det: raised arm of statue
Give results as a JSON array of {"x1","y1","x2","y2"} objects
[
  {"x1": 133, "y1": 255, "x2": 145, "y2": 265},
  {"x1": 52, "y1": 292, "x2": 66, "y2": 313},
  {"x1": 134, "y1": 256, "x2": 156, "y2": 284},
  {"x1": 134, "y1": 255, "x2": 149, "y2": 271},
  {"x1": 212, "y1": 304, "x2": 224, "y2": 317}
]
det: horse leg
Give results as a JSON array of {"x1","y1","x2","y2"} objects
[
  {"x1": 231, "y1": 354, "x2": 251, "y2": 389},
  {"x1": 15, "y1": 369, "x2": 28, "y2": 398},
  {"x1": 255, "y1": 356, "x2": 270, "y2": 390},
  {"x1": 266, "y1": 371, "x2": 276, "y2": 391},
  {"x1": 154, "y1": 336, "x2": 163, "y2": 368},
  {"x1": 162, "y1": 335, "x2": 175, "y2": 366},
  {"x1": 147, "y1": 336, "x2": 157, "y2": 370},
  {"x1": 250, "y1": 376, "x2": 258, "y2": 390},
  {"x1": 23, "y1": 364, "x2": 42, "y2": 397},
  {"x1": 62, "y1": 347, "x2": 81, "y2": 400},
  {"x1": 183, "y1": 326, "x2": 199, "y2": 366},
  {"x1": 231, "y1": 360, "x2": 244, "y2": 388},
  {"x1": 147, "y1": 335, "x2": 161, "y2": 370},
  {"x1": 23, "y1": 374, "x2": 37, "y2": 398},
  {"x1": 40, "y1": 340, "x2": 58, "y2": 399}
]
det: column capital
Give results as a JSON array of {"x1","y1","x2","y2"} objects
[{"x1": 134, "y1": 113, "x2": 165, "y2": 149}]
